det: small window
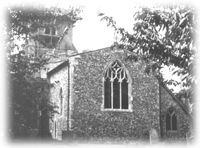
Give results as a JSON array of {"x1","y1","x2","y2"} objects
[
  {"x1": 45, "y1": 27, "x2": 50, "y2": 34},
  {"x1": 104, "y1": 60, "x2": 129, "y2": 110},
  {"x1": 166, "y1": 107, "x2": 177, "y2": 131}
]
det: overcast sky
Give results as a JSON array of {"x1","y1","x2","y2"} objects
[
  {"x1": 50, "y1": 0, "x2": 197, "y2": 52},
  {"x1": 2, "y1": 0, "x2": 197, "y2": 52},
  {"x1": 57, "y1": 0, "x2": 139, "y2": 52},
  {"x1": 55, "y1": 0, "x2": 172, "y2": 52}
]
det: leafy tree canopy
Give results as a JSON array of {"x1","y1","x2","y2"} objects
[
  {"x1": 99, "y1": 6, "x2": 196, "y2": 101},
  {"x1": 6, "y1": 6, "x2": 82, "y2": 54},
  {"x1": 7, "y1": 6, "x2": 82, "y2": 36}
]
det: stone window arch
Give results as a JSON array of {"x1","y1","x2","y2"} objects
[
  {"x1": 166, "y1": 107, "x2": 177, "y2": 131},
  {"x1": 103, "y1": 60, "x2": 131, "y2": 110}
]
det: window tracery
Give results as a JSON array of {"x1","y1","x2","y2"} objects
[
  {"x1": 104, "y1": 60, "x2": 129, "y2": 110},
  {"x1": 166, "y1": 107, "x2": 177, "y2": 131}
]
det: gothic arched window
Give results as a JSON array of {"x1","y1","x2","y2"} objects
[
  {"x1": 166, "y1": 107, "x2": 177, "y2": 131},
  {"x1": 104, "y1": 60, "x2": 129, "y2": 110}
]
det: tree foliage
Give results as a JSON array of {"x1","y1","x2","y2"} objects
[
  {"x1": 9, "y1": 51, "x2": 54, "y2": 138},
  {"x1": 7, "y1": 6, "x2": 82, "y2": 38},
  {"x1": 7, "y1": 6, "x2": 81, "y2": 138},
  {"x1": 99, "y1": 6, "x2": 196, "y2": 101},
  {"x1": 7, "y1": 6, "x2": 82, "y2": 56}
]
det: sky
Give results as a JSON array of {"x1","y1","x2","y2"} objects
[
  {"x1": 45, "y1": 0, "x2": 198, "y2": 52},
  {"x1": 54, "y1": 0, "x2": 139, "y2": 52},
  {"x1": 48, "y1": 0, "x2": 174, "y2": 52},
  {"x1": 1, "y1": 0, "x2": 198, "y2": 52},
  {"x1": 2, "y1": 0, "x2": 188, "y2": 52}
]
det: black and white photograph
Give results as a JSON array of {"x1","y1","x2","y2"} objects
[{"x1": 0, "y1": 0, "x2": 199, "y2": 147}]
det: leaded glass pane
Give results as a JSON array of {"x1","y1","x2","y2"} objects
[
  {"x1": 104, "y1": 78, "x2": 111, "y2": 108},
  {"x1": 122, "y1": 79, "x2": 128, "y2": 109},
  {"x1": 172, "y1": 114, "x2": 177, "y2": 130},
  {"x1": 113, "y1": 78, "x2": 120, "y2": 109}
]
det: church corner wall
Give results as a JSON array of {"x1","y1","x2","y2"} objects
[{"x1": 48, "y1": 64, "x2": 69, "y2": 140}]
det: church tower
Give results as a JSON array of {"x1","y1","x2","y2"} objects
[{"x1": 25, "y1": 13, "x2": 78, "y2": 60}]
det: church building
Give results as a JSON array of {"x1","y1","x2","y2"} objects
[
  {"x1": 26, "y1": 13, "x2": 191, "y2": 143},
  {"x1": 46, "y1": 47, "x2": 190, "y2": 142}
]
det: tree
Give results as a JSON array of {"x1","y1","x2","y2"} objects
[
  {"x1": 7, "y1": 6, "x2": 82, "y2": 53},
  {"x1": 6, "y1": 6, "x2": 82, "y2": 139},
  {"x1": 98, "y1": 6, "x2": 196, "y2": 105}
]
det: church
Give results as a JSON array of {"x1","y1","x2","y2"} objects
[
  {"x1": 26, "y1": 13, "x2": 191, "y2": 143},
  {"x1": 45, "y1": 47, "x2": 190, "y2": 142}
]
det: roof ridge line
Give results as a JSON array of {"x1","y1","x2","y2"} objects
[{"x1": 156, "y1": 76, "x2": 191, "y2": 118}]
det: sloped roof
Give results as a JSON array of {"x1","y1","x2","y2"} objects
[
  {"x1": 156, "y1": 76, "x2": 191, "y2": 118},
  {"x1": 47, "y1": 60, "x2": 69, "y2": 77},
  {"x1": 46, "y1": 47, "x2": 111, "y2": 77}
]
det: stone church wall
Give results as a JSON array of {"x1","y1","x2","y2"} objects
[
  {"x1": 48, "y1": 63, "x2": 69, "y2": 140},
  {"x1": 160, "y1": 85, "x2": 190, "y2": 141},
  {"x1": 70, "y1": 48, "x2": 160, "y2": 140}
]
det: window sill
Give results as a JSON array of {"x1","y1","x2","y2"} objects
[
  {"x1": 166, "y1": 130, "x2": 178, "y2": 133},
  {"x1": 101, "y1": 108, "x2": 133, "y2": 112}
]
